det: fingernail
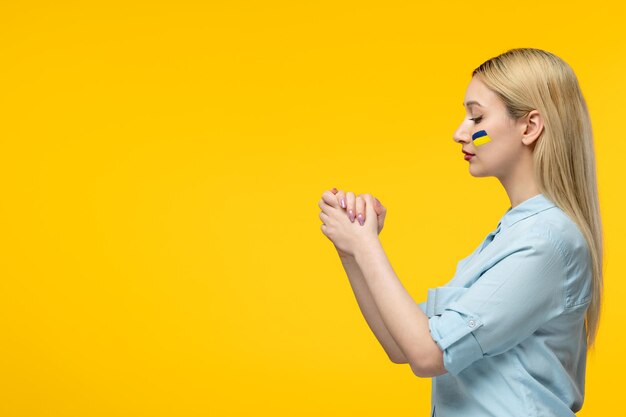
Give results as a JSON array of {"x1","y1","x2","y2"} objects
[
  {"x1": 349, "y1": 209, "x2": 355, "y2": 222},
  {"x1": 357, "y1": 213, "x2": 364, "y2": 226},
  {"x1": 332, "y1": 187, "x2": 338, "y2": 193},
  {"x1": 341, "y1": 198, "x2": 346, "y2": 208}
]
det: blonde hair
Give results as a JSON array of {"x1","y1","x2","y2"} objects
[{"x1": 472, "y1": 48, "x2": 603, "y2": 348}]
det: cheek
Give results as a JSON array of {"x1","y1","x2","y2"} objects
[
  {"x1": 474, "y1": 123, "x2": 507, "y2": 151},
  {"x1": 472, "y1": 121, "x2": 501, "y2": 148},
  {"x1": 483, "y1": 137, "x2": 520, "y2": 171},
  {"x1": 472, "y1": 131, "x2": 492, "y2": 147}
]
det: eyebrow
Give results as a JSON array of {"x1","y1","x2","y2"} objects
[{"x1": 463, "y1": 100, "x2": 483, "y2": 108}]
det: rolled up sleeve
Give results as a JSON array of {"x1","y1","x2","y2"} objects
[{"x1": 427, "y1": 232, "x2": 568, "y2": 375}]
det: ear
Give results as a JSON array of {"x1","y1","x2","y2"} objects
[{"x1": 521, "y1": 110, "x2": 544, "y2": 147}]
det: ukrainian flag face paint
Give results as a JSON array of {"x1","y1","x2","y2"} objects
[{"x1": 472, "y1": 130, "x2": 491, "y2": 146}]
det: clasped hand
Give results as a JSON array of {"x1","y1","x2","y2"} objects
[{"x1": 319, "y1": 188, "x2": 387, "y2": 257}]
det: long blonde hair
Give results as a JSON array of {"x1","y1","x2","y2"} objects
[{"x1": 472, "y1": 48, "x2": 603, "y2": 348}]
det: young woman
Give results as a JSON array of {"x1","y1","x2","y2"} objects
[{"x1": 318, "y1": 48, "x2": 603, "y2": 416}]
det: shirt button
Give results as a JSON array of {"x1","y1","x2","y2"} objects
[{"x1": 468, "y1": 319, "x2": 476, "y2": 328}]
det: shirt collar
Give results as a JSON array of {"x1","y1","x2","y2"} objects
[{"x1": 498, "y1": 193, "x2": 557, "y2": 232}]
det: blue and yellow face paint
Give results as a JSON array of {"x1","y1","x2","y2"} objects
[{"x1": 472, "y1": 130, "x2": 491, "y2": 146}]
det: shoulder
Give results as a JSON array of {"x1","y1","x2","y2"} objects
[
  {"x1": 528, "y1": 207, "x2": 588, "y2": 263},
  {"x1": 506, "y1": 206, "x2": 587, "y2": 261},
  {"x1": 512, "y1": 206, "x2": 592, "y2": 308}
]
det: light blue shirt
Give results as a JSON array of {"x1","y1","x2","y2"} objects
[{"x1": 418, "y1": 193, "x2": 592, "y2": 416}]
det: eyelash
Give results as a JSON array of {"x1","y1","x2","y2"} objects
[{"x1": 470, "y1": 116, "x2": 483, "y2": 124}]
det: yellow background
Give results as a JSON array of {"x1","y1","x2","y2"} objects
[{"x1": 1, "y1": 1, "x2": 623, "y2": 415}]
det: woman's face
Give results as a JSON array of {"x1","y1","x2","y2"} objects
[{"x1": 453, "y1": 76, "x2": 528, "y2": 180}]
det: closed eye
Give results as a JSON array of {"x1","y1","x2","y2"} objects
[{"x1": 470, "y1": 116, "x2": 483, "y2": 124}]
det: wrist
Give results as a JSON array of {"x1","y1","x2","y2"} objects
[
  {"x1": 337, "y1": 250, "x2": 354, "y2": 261},
  {"x1": 353, "y1": 236, "x2": 381, "y2": 263}
]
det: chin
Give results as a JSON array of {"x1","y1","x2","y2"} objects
[
  {"x1": 468, "y1": 165, "x2": 489, "y2": 178},
  {"x1": 468, "y1": 165, "x2": 480, "y2": 176}
]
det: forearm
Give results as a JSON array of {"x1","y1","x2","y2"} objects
[
  {"x1": 352, "y1": 237, "x2": 440, "y2": 374},
  {"x1": 338, "y1": 252, "x2": 409, "y2": 363}
]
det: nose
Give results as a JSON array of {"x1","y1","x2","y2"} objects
[{"x1": 452, "y1": 120, "x2": 472, "y2": 144}]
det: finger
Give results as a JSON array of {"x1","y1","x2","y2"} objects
[
  {"x1": 319, "y1": 211, "x2": 330, "y2": 224},
  {"x1": 321, "y1": 191, "x2": 340, "y2": 208},
  {"x1": 336, "y1": 189, "x2": 347, "y2": 209},
  {"x1": 356, "y1": 195, "x2": 365, "y2": 225},
  {"x1": 331, "y1": 187, "x2": 338, "y2": 194},
  {"x1": 374, "y1": 196, "x2": 386, "y2": 215},
  {"x1": 362, "y1": 194, "x2": 377, "y2": 219},
  {"x1": 318, "y1": 198, "x2": 334, "y2": 215},
  {"x1": 372, "y1": 196, "x2": 381, "y2": 215},
  {"x1": 345, "y1": 191, "x2": 356, "y2": 222},
  {"x1": 361, "y1": 194, "x2": 377, "y2": 222}
]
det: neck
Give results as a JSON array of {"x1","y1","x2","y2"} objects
[{"x1": 499, "y1": 156, "x2": 541, "y2": 209}]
